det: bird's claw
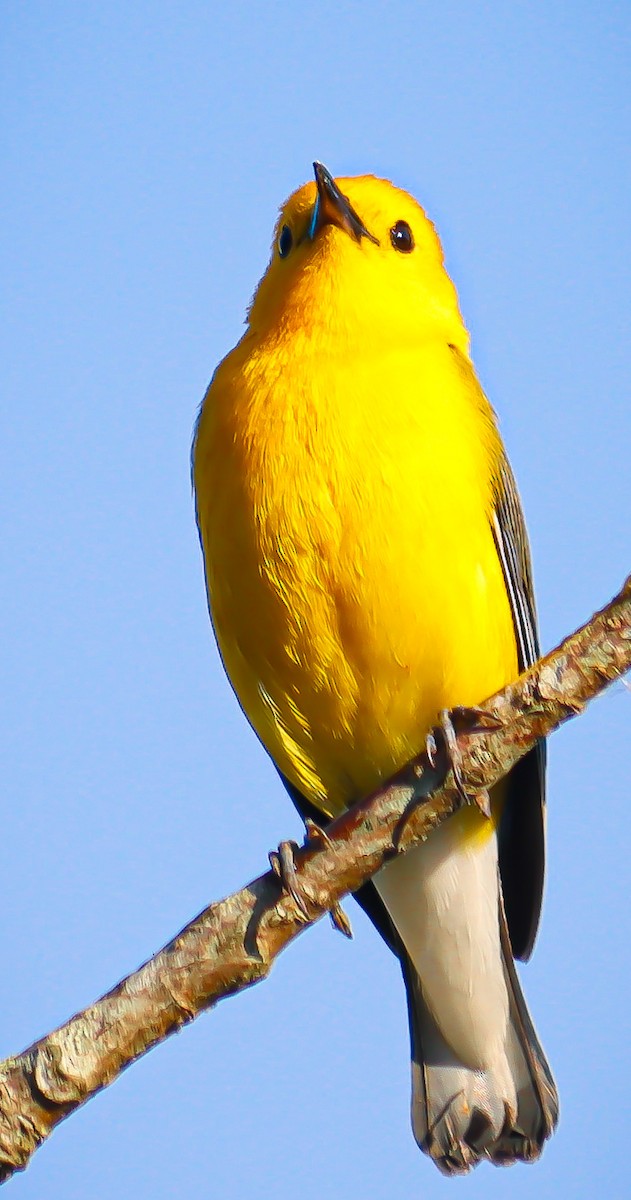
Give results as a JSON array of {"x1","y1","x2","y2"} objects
[
  {"x1": 425, "y1": 729, "x2": 439, "y2": 768},
  {"x1": 327, "y1": 900, "x2": 354, "y2": 938},
  {"x1": 304, "y1": 817, "x2": 332, "y2": 849}
]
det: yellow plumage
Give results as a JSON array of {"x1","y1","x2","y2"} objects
[
  {"x1": 195, "y1": 177, "x2": 516, "y2": 815},
  {"x1": 193, "y1": 166, "x2": 557, "y2": 1173}
]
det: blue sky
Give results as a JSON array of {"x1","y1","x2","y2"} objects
[{"x1": 2, "y1": 3, "x2": 630, "y2": 1197}]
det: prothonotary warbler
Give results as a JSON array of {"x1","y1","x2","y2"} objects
[{"x1": 192, "y1": 163, "x2": 558, "y2": 1174}]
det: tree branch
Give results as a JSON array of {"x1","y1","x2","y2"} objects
[{"x1": 0, "y1": 575, "x2": 629, "y2": 1183}]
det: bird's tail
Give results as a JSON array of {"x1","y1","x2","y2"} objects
[{"x1": 404, "y1": 901, "x2": 559, "y2": 1176}]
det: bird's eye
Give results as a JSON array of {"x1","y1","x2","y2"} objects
[
  {"x1": 390, "y1": 220, "x2": 414, "y2": 253},
  {"x1": 278, "y1": 224, "x2": 293, "y2": 258}
]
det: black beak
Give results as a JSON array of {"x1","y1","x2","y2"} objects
[{"x1": 309, "y1": 162, "x2": 379, "y2": 245}]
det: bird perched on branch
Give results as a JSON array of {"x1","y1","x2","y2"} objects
[{"x1": 192, "y1": 162, "x2": 558, "y2": 1174}]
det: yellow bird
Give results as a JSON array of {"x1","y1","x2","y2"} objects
[{"x1": 193, "y1": 163, "x2": 558, "y2": 1174}]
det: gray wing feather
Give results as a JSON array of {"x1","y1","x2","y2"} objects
[
  {"x1": 492, "y1": 458, "x2": 540, "y2": 667},
  {"x1": 492, "y1": 456, "x2": 547, "y2": 961}
]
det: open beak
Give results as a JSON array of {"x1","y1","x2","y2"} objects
[{"x1": 308, "y1": 162, "x2": 379, "y2": 245}]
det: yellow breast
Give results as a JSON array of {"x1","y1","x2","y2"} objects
[{"x1": 194, "y1": 330, "x2": 517, "y2": 819}]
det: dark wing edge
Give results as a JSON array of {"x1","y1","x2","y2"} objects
[{"x1": 492, "y1": 455, "x2": 547, "y2": 961}]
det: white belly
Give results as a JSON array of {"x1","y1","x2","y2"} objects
[{"x1": 375, "y1": 810, "x2": 513, "y2": 1094}]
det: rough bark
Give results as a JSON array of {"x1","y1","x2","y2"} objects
[{"x1": 0, "y1": 575, "x2": 629, "y2": 1183}]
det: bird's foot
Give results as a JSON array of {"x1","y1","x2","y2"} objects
[
  {"x1": 427, "y1": 706, "x2": 502, "y2": 819},
  {"x1": 304, "y1": 820, "x2": 353, "y2": 938},
  {"x1": 269, "y1": 839, "x2": 312, "y2": 918},
  {"x1": 268, "y1": 824, "x2": 353, "y2": 938}
]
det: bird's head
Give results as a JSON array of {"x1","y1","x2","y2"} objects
[{"x1": 247, "y1": 163, "x2": 468, "y2": 352}]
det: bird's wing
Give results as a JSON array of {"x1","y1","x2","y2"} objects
[
  {"x1": 491, "y1": 451, "x2": 547, "y2": 960},
  {"x1": 491, "y1": 453, "x2": 540, "y2": 668}
]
